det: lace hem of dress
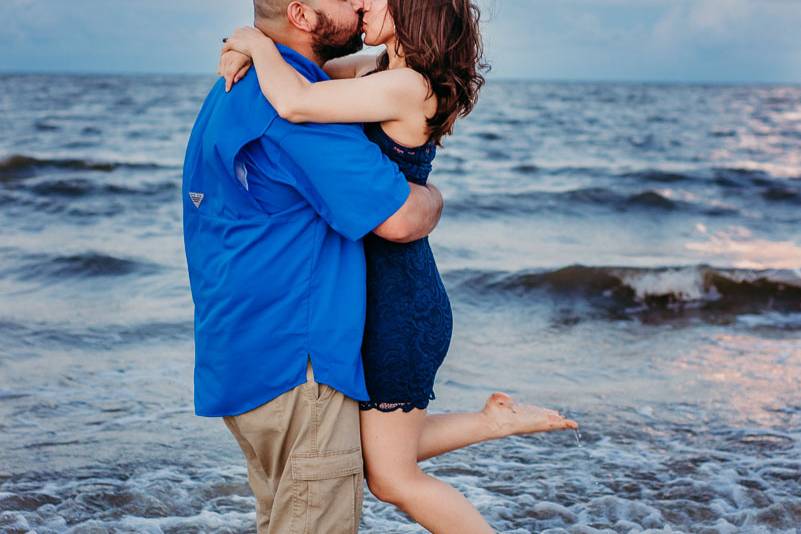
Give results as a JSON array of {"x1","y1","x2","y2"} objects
[{"x1": 358, "y1": 392, "x2": 435, "y2": 413}]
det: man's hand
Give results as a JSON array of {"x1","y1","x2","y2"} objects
[
  {"x1": 218, "y1": 50, "x2": 252, "y2": 93},
  {"x1": 427, "y1": 182, "x2": 444, "y2": 227},
  {"x1": 373, "y1": 181, "x2": 444, "y2": 243}
]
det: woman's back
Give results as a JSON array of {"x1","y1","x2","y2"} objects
[{"x1": 363, "y1": 121, "x2": 436, "y2": 185}]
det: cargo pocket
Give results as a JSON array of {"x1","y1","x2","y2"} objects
[{"x1": 289, "y1": 448, "x2": 364, "y2": 534}]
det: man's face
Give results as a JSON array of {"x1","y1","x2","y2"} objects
[{"x1": 309, "y1": 0, "x2": 365, "y2": 62}]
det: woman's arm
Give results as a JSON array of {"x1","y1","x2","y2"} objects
[
  {"x1": 222, "y1": 27, "x2": 427, "y2": 124},
  {"x1": 220, "y1": 48, "x2": 377, "y2": 86}
]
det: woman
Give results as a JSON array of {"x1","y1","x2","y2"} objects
[{"x1": 219, "y1": 1, "x2": 578, "y2": 531}]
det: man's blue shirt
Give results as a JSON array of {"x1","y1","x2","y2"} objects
[{"x1": 182, "y1": 43, "x2": 411, "y2": 417}]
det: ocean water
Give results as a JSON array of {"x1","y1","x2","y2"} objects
[{"x1": 1, "y1": 74, "x2": 800, "y2": 533}]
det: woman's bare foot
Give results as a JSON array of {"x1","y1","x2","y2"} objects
[{"x1": 481, "y1": 392, "x2": 578, "y2": 439}]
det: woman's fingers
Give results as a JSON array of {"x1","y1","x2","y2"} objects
[
  {"x1": 225, "y1": 69, "x2": 235, "y2": 93},
  {"x1": 234, "y1": 64, "x2": 251, "y2": 84},
  {"x1": 223, "y1": 58, "x2": 236, "y2": 92},
  {"x1": 218, "y1": 51, "x2": 251, "y2": 92},
  {"x1": 217, "y1": 27, "x2": 258, "y2": 88}
]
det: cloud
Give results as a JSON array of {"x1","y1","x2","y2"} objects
[
  {"x1": 645, "y1": 0, "x2": 801, "y2": 81},
  {"x1": 478, "y1": 0, "x2": 801, "y2": 82},
  {"x1": 1, "y1": 0, "x2": 800, "y2": 82},
  {"x1": 0, "y1": 0, "x2": 60, "y2": 44},
  {"x1": 652, "y1": 0, "x2": 753, "y2": 49},
  {"x1": 1, "y1": 0, "x2": 252, "y2": 73},
  {"x1": 688, "y1": 0, "x2": 750, "y2": 34},
  {"x1": 654, "y1": 0, "x2": 801, "y2": 47}
]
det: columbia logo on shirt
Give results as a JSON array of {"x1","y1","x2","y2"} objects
[{"x1": 189, "y1": 192, "x2": 204, "y2": 208}]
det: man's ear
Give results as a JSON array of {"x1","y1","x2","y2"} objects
[{"x1": 286, "y1": 1, "x2": 318, "y2": 33}]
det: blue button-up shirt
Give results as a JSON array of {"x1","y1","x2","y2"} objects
[{"x1": 182, "y1": 43, "x2": 411, "y2": 417}]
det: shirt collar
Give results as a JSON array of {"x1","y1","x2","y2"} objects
[{"x1": 274, "y1": 42, "x2": 331, "y2": 83}]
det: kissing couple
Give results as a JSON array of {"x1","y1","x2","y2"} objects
[{"x1": 182, "y1": 0, "x2": 578, "y2": 532}]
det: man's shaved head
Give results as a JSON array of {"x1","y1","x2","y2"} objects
[{"x1": 253, "y1": 0, "x2": 292, "y2": 22}]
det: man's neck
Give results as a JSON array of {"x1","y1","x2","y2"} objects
[{"x1": 256, "y1": 22, "x2": 324, "y2": 67}]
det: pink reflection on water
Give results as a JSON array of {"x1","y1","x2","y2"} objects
[
  {"x1": 686, "y1": 224, "x2": 801, "y2": 270},
  {"x1": 672, "y1": 331, "x2": 801, "y2": 427}
]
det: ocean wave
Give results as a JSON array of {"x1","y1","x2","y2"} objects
[
  {"x1": 0, "y1": 154, "x2": 171, "y2": 179},
  {"x1": 445, "y1": 187, "x2": 737, "y2": 217},
  {"x1": 0, "y1": 319, "x2": 192, "y2": 351},
  {"x1": 33, "y1": 120, "x2": 60, "y2": 132},
  {"x1": 7, "y1": 252, "x2": 162, "y2": 280},
  {"x1": 621, "y1": 169, "x2": 695, "y2": 183},
  {"x1": 446, "y1": 264, "x2": 801, "y2": 316},
  {"x1": 628, "y1": 166, "x2": 801, "y2": 204},
  {"x1": 472, "y1": 131, "x2": 504, "y2": 141},
  {"x1": 441, "y1": 163, "x2": 801, "y2": 217},
  {"x1": 526, "y1": 163, "x2": 800, "y2": 187},
  {"x1": 737, "y1": 312, "x2": 801, "y2": 330},
  {"x1": 27, "y1": 177, "x2": 177, "y2": 198},
  {"x1": 619, "y1": 166, "x2": 798, "y2": 189},
  {"x1": 761, "y1": 186, "x2": 801, "y2": 202}
]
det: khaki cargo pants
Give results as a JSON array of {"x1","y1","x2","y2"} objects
[{"x1": 223, "y1": 359, "x2": 364, "y2": 534}]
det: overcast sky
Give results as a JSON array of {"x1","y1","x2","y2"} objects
[{"x1": 1, "y1": 0, "x2": 800, "y2": 83}]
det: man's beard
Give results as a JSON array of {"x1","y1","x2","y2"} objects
[{"x1": 311, "y1": 9, "x2": 364, "y2": 63}]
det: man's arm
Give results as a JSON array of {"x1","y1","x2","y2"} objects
[
  {"x1": 267, "y1": 121, "x2": 439, "y2": 243},
  {"x1": 373, "y1": 183, "x2": 443, "y2": 243}
]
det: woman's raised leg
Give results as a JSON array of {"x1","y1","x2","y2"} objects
[
  {"x1": 360, "y1": 407, "x2": 495, "y2": 534},
  {"x1": 417, "y1": 392, "x2": 578, "y2": 461}
]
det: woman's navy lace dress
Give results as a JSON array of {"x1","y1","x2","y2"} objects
[{"x1": 359, "y1": 121, "x2": 453, "y2": 413}]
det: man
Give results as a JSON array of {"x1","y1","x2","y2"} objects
[{"x1": 181, "y1": 0, "x2": 443, "y2": 533}]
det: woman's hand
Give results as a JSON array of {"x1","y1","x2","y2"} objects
[
  {"x1": 218, "y1": 50, "x2": 252, "y2": 93},
  {"x1": 222, "y1": 26, "x2": 272, "y2": 60},
  {"x1": 219, "y1": 27, "x2": 274, "y2": 92}
]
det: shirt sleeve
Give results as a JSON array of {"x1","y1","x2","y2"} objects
[{"x1": 263, "y1": 120, "x2": 411, "y2": 241}]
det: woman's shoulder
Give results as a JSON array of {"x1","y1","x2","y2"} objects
[{"x1": 365, "y1": 67, "x2": 430, "y2": 103}]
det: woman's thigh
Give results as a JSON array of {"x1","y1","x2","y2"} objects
[{"x1": 360, "y1": 407, "x2": 427, "y2": 494}]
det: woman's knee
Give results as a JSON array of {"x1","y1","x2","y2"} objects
[
  {"x1": 366, "y1": 466, "x2": 420, "y2": 505},
  {"x1": 366, "y1": 469, "x2": 401, "y2": 504}
]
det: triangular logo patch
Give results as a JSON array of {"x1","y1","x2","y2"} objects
[{"x1": 189, "y1": 192, "x2": 204, "y2": 208}]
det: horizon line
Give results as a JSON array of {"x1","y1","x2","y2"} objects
[{"x1": 1, "y1": 69, "x2": 800, "y2": 87}]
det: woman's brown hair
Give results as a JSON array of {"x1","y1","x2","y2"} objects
[{"x1": 377, "y1": 0, "x2": 490, "y2": 146}]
